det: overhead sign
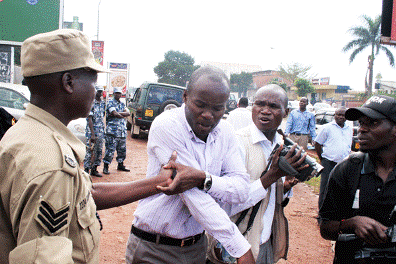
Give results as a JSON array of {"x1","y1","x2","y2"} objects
[{"x1": 0, "y1": 0, "x2": 63, "y2": 44}]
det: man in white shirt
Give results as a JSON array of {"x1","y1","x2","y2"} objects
[
  {"x1": 226, "y1": 97, "x2": 252, "y2": 130},
  {"x1": 207, "y1": 84, "x2": 306, "y2": 264},
  {"x1": 314, "y1": 107, "x2": 353, "y2": 209},
  {"x1": 126, "y1": 66, "x2": 255, "y2": 264}
]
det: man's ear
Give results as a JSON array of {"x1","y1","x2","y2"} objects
[
  {"x1": 61, "y1": 72, "x2": 74, "y2": 94},
  {"x1": 283, "y1": 108, "x2": 290, "y2": 118},
  {"x1": 183, "y1": 90, "x2": 188, "y2": 103}
]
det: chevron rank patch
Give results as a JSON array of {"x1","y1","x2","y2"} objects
[{"x1": 35, "y1": 198, "x2": 71, "y2": 235}]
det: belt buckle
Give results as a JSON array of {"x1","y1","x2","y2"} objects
[{"x1": 180, "y1": 236, "x2": 195, "y2": 247}]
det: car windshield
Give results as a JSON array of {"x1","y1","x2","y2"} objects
[{"x1": 147, "y1": 86, "x2": 183, "y2": 105}]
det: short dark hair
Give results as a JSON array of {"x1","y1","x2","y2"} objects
[
  {"x1": 238, "y1": 97, "x2": 249, "y2": 107},
  {"x1": 187, "y1": 66, "x2": 230, "y2": 92}
]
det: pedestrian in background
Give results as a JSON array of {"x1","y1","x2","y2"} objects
[
  {"x1": 226, "y1": 97, "x2": 252, "y2": 131},
  {"x1": 103, "y1": 87, "x2": 130, "y2": 174},
  {"x1": 285, "y1": 97, "x2": 316, "y2": 150},
  {"x1": 314, "y1": 107, "x2": 352, "y2": 209},
  {"x1": 84, "y1": 85, "x2": 106, "y2": 177}
]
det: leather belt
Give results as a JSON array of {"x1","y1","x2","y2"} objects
[
  {"x1": 131, "y1": 225, "x2": 203, "y2": 247},
  {"x1": 291, "y1": 133, "x2": 308, "y2": 136}
]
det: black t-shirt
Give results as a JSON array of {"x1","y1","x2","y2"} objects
[
  {"x1": 319, "y1": 152, "x2": 396, "y2": 263},
  {"x1": 320, "y1": 153, "x2": 396, "y2": 226}
]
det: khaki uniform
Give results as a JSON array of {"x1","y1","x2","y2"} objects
[{"x1": 0, "y1": 104, "x2": 100, "y2": 264}]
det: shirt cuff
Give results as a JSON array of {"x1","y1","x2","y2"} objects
[
  {"x1": 220, "y1": 229, "x2": 251, "y2": 258},
  {"x1": 108, "y1": 107, "x2": 116, "y2": 113}
]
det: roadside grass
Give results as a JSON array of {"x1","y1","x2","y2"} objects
[
  {"x1": 304, "y1": 149, "x2": 321, "y2": 194},
  {"x1": 306, "y1": 175, "x2": 321, "y2": 194}
]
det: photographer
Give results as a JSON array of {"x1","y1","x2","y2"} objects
[
  {"x1": 207, "y1": 85, "x2": 307, "y2": 264},
  {"x1": 319, "y1": 95, "x2": 396, "y2": 263}
]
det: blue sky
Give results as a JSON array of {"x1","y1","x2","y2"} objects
[{"x1": 63, "y1": 0, "x2": 393, "y2": 91}]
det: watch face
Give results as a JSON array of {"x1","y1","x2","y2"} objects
[{"x1": 205, "y1": 180, "x2": 212, "y2": 190}]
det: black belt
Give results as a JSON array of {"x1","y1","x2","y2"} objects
[
  {"x1": 291, "y1": 133, "x2": 308, "y2": 136},
  {"x1": 131, "y1": 225, "x2": 203, "y2": 247}
]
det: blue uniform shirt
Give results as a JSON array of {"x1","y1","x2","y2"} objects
[
  {"x1": 105, "y1": 98, "x2": 127, "y2": 138},
  {"x1": 85, "y1": 99, "x2": 106, "y2": 138}
]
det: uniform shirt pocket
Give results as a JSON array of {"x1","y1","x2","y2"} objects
[{"x1": 76, "y1": 192, "x2": 100, "y2": 260}]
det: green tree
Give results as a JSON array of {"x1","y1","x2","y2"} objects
[
  {"x1": 154, "y1": 50, "x2": 199, "y2": 87},
  {"x1": 269, "y1": 78, "x2": 287, "y2": 91},
  {"x1": 277, "y1": 62, "x2": 314, "y2": 86},
  {"x1": 230, "y1": 72, "x2": 253, "y2": 97},
  {"x1": 343, "y1": 15, "x2": 395, "y2": 96},
  {"x1": 294, "y1": 78, "x2": 315, "y2": 97}
]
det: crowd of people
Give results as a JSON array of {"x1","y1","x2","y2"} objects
[{"x1": 0, "y1": 28, "x2": 395, "y2": 264}]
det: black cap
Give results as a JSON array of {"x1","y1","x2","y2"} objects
[{"x1": 345, "y1": 95, "x2": 396, "y2": 123}]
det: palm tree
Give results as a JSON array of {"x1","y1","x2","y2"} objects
[{"x1": 343, "y1": 15, "x2": 394, "y2": 95}]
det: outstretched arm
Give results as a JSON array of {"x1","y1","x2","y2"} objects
[{"x1": 92, "y1": 152, "x2": 205, "y2": 210}]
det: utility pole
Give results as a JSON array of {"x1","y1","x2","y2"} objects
[{"x1": 97, "y1": 0, "x2": 102, "y2": 40}]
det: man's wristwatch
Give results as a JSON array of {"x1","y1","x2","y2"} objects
[{"x1": 202, "y1": 171, "x2": 212, "y2": 192}]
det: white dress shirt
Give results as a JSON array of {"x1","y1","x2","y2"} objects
[
  {"x1": 314, "y1": 121, "x2": 353, "y2": 163},
  {"x1": 224, "y1": 124, "x2": 292, "y2": 244},
  {"x1": 226, "y1": 107, "x2": 253, "y2": 131},
  {"x1": 133, "y1": 104, "x2": 251, "y2": 257}
]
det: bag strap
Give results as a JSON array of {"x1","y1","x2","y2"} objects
[{"x1": 235, "y1": 156, "x2": 274, "y2": 234}]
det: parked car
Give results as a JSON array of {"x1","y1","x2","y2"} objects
[
  {"x1": 226, "y1": 93, "x2": 237, "y2": 114},
  {"x1": 0, "y1": 82, "x2": 87, "y2": 143},
  {"x1": 314, "y1": 108, "x2": 359, "y2": 151},
  {"x1": 127, "y1": 82, "x2": 186, "y2": 138},
  {"x1": 313, "y1": 102, "x2": 332, "y2": 113}
]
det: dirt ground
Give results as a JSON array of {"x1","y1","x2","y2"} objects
[{"x1": 92, "y1": 132, "x2": 334, "y2": 263}]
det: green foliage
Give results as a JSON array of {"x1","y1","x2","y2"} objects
[
  {"x1": 294, "y1": 78, "x2": 315, "y2": 97},
  {"x1": 343, "y1": 15, "x2": 395, "y2": 95},
  {"x1": 269, "y1": 78, "x2": 288, "y2": 91},
  {"x1": 154, "y1": 50, "x2": 199, "y2": 87},
  {"x1": 230, "y1": 72, "x2": 253, "y2": 97},
  {"x1": 277, "y1": 62, "x2": 314, "y2": 85}
]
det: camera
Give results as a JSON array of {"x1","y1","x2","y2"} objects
[
  {"x1": 336, "y1": 205, "x2": 396, "y2": 260},
  {"x1": 271, "y1": 136, "x2": 323, "y2": 182}
]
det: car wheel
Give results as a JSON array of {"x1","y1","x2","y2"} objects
[
  {"x1": 131, "y1": 119, "x2": 140, "y2": 139},
  {"x1": 160, "y1": 100, "x2": 180, "y2": 113}
]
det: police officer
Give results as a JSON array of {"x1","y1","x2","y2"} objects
[
  {"x1": 84, "y1": 85, "x2": 106, "y2": 177},
  {"x1": 0, "y1": 29, "x2": 206, "y2": 264},
  {"x1": 103, "y1": 87, "x2": 130, "y2": 174}
]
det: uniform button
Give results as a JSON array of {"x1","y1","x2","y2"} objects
[{"x1": 377, "y1": 188, "x2": 381, "y2": 192}]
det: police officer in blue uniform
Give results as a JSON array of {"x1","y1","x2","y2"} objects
[
  {"x1": 84, "y1": 85, "x2": 106, "y2": 177},
  {"x1": 103, "y1": 87, "x2": 130, "y2": 174}
]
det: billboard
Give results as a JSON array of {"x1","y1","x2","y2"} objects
[
  {"x1": 107, "y1": 62, "x2": 129, "y2": 95},
  {"x1": 92, "y1": 40, "x2": 104, "y2": 66},
  {"x1": 0, "y1": 0, "x2": 63, "y2": 44}
]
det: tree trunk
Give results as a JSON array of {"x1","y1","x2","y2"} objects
[{"x1": 368, "y1": 54, "x2": 374, "y2": 96}]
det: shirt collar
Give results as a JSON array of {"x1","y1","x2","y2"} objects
[
  {"x1": 249, "y1": 123, "x2": 282, "y2": 145},
  {"x1": 330, "y1": 120, "x2": 348, "y2": 129},
  {"x1": 361, "y1": 152, "x2": 396, "y2": 181},
  {"x1": 24, "y1": 104, "x2": 86, "y2": 163}
]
